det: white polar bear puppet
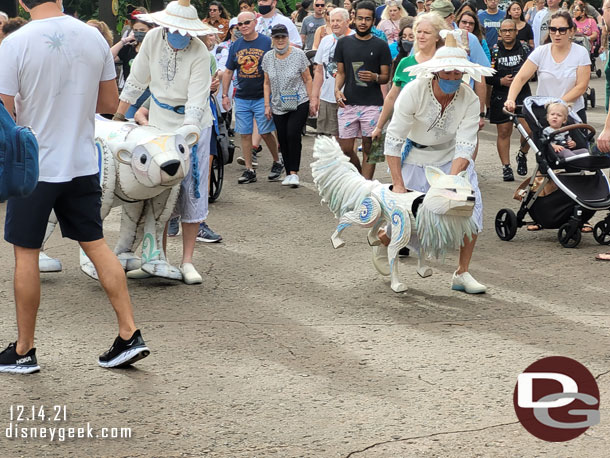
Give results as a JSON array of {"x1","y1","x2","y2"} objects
[
  {"x1": 39, "y1": 117, "x2": 199, "y2": 282},
  {"x1": 310, "y1": 136, "x2": 477, "y2": 293}
]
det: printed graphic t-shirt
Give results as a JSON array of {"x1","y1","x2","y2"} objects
[
  {"x1": 478, "y1": 10, "x2": 505, "y2": 49},
  {"x1": 226, "y1": 34, "x2": 272, "y2": 100},
  {"x1": 334, "y1": 34, "x2": 392, "y2": 106}
]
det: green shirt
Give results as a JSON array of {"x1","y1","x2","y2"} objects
[{"x1": 393, "y1": 54, "x2": 418, "y2": 88}]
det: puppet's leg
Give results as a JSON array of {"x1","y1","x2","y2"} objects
[
  {"x1": 388, "y1": 207, "x2": 412, "y2": 293},
  {"x1": 331, "y1": 197, "x2": 381, "y2": 248}
]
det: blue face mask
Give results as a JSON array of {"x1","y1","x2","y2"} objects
[
  {"x1": 437, "y1": 77, "x2": 462, "y2": 94},
  {"x1": 167, "y1": 31, "x2": 191, "y2": 50}
]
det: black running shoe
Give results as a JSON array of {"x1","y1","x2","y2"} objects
[
  {"x1": 238, "y1": 169, "x2": 257, "y2": 184},
  {"x1": 516, "y1": 150, "x2": 528, "y2": 176},
  {"x1": 502, "y1": 164, "x2": 515, "y2": 182},
  {"x1": 0, "y1": 342, "x2": 40, "y2": 374},
  {"x1": 268, "y1": 161, "x2": 284, "y2": 181},
  {"x1": 398, "y1": 247, "x2": 410, "y2": 257},
  {"x1": 98, "y1": 330, "x2": 150, "y2": 368}
]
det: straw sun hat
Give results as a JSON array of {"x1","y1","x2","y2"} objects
[
  {"x1": 137, "y1": 0, "x2": 218, "y2": 37},
  {"x1": 405, "y1": 30, "x2": 495, "y2": 82}
]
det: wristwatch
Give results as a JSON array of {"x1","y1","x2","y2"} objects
[
  {"x1": 479, "y1": 112, "x2": 486, "y2": 118},
  {"x1": 221, "y1": 94, "x2": 228, "y2": 98}
]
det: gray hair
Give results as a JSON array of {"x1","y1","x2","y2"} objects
[{"x1": 329, "y1": 7, "x2": 349, "y2": 21}]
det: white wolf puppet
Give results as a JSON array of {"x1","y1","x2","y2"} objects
[
  {"x1": 311, "y1": 136, "x2": 477, "y2": 292},
  {"x1": 39, "y1": 118, "x2": 199, "y2": 282}
]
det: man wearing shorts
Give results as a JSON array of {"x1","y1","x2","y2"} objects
[
  {"x1": 223, "y1": 11, "x2": 283, "y2": 184},
  {"x1": 489, "y1": 19, "x2": 531, "y2": 181},
  {"x1": 334, "y1": 1, "x2": 391, "y2": 179},
  {"x1": 311, "y1": 8, "x2": 354, "y2": 137},
  {"x1": 0, "y1": 0, "x2": 149, "y2": 374}
]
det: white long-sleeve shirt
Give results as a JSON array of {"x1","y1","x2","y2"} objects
[
  {"x1": 120, "y1": 27, "x2": 213, "y2": 131},
  {"x1": 384, "y1": 77, "x2": 479, "y2": 166}
]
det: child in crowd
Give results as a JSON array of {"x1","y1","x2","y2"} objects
[{"x1": 543, "y1": 102, "x2": 588, "y2": 159}]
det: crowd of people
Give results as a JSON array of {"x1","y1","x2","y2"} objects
[{"x1": 3, "y1": 0, "x2": 610, "y2": 374}]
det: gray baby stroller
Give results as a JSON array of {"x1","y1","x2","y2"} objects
[{"x1": 495, "y1": 96, "x2": 610, "y2": 248}]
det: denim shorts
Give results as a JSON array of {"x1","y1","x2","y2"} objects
[{"x1": 234, "y1": 97, "x2": 275, "y2": 135}]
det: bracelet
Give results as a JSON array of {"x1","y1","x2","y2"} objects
[
  {"x1": 374, "y1": 73, "x2": 379, "y2": 82},
  {"x1": 221, "y1": 94, "x2": 228, "y2": 98},
  {"x1": 113, "y1": 112, "x2": 126, "y2": 121}
]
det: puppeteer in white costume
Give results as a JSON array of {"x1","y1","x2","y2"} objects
[
  {"x1": 115, "y1": 0, "x2": 218, "y2": 284},
  {"x1": 382, "y1": 30, "x2": 495, "y2": 294}
]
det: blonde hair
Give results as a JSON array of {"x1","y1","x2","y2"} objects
[
  {"x1": 87, "y1": 20, "x2": 113, "y2": 47},
  {"x1": 546, "y1": 102, "x2": 569, "y2": 120},
  {"x1": 413, "y1": 12, "x2": 449, "y2": 53},
  {"x1": 381, "y1": 1, "x2": 408, "y2": 20}
]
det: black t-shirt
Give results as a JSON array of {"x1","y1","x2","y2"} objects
[
  {"x1": 334, "y1": 35, "x2": 392, "y2": 106},
  {"x1": 516, "y1": 23, "x2": 534, "y2": 45},
  {"x1": 490, "y1": 41, "x2": 531, "y2": 98},
  {"x1": 118, "y1": 45, "x2": 138, "y2": 81}
]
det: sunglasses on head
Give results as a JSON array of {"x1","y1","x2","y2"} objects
[
  {"x1": 549, "y1": 26, "x2": 569, "y2": 34},
  {"x1": 237, "y1": 19, "x2": 254, "y2": 27}
]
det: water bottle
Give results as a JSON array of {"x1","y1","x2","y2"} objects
[{"x1": 601, "y1": 52, "x2": 607, "y2": 63}]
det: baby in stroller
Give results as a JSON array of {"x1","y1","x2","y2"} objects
[{"x1": 543, "y1": 102, "x2": 589, "y2": 159}]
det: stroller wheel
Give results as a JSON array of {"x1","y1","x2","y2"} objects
[
  {"x1": 557, "y1": 223, "x2": 582, "y2": 248},
  {"x1": 593, "y1": 221, "x2": 610, "y2": 245},
  {"x1": 590, "y1": 88, "x2": 596, "y2": 108},
  {"x1": 495, "y1": 209, "x2": 518, "y2": 241},
  {"x1": 597, "y1": 69, "x2": 602, "y2": 78}
]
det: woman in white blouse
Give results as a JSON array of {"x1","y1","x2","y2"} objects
[
  {"x1": 505, "y1": 11, "x2": 591, "y2": 122},
  {"x1": 113, "y1": 0, "x2": 215, "y2": 285},
  {"x1": 380, "y1": 33, "x2": 494, "y2": 294}
]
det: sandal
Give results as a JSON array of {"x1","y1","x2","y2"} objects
[
  {"x1": 582, "y1": 223, "x2": 593, "y2": 233},
  {"x1": 527, "y1": 224, "x2": 543, "y2": 231},
  {"x1": 594, "y1": 252, "x2": 610, "y2": 261}
]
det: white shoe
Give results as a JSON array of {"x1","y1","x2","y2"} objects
[
  {"x1": 451, "y1": 271, "x2": 487, "y2": 294},
  {"x1": 372, "y1": 245, "x2": 391, "y2": 276},
  {"x1": 281, "y1": 175, "x2": 293, "y2": 186},
  {"x1": 180, "y1": 263, "x2": 202, "y2": 285},
  {"x1": 290, "y1": 174, "x2": 299, "y2": 188},
  {"x1": 126, "y1": 268, "x2": 152, "y2": 279}
]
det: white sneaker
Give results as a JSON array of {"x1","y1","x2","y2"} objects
[
  {"x1": 290, "y1": 174, "x2": 299, "y2": 188},
  {"x1": 281, "y1": 175, "x2": 293, "y2": 186},
  {"x1": 180, "y1": 263, "x2": 202, "y2": 285},
  {"x1": 372, "y1": 245, "x2": 391, "y2": 276},
  {"x1": 451, "y1": 271, "x2": 487, "y2": 294}
]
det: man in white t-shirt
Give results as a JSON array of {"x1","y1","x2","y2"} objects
[
  {"x1": 0, "y1": 0, "x2": 149, "y2": 374},
  {"x1": 256, "y1": 0, "x2": 303, "y2": 47},
  {"x1": 311, "y1": 8, "x2": 353, "y2": 136},
  {"x1": 532, "y1": 0, "x2": 561, "y2": 48}
]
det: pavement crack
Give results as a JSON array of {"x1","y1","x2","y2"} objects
[
  {"x1": 595, "y1": 369, "x2": 610, "y2": 380},
  {"x1": 344, "y1": 421, "x2": 519, "y2": 457}
]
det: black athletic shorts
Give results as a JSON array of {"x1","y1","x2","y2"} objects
[
  {"x1": 4, "y1": 174, "x2": 104, "y2": 249},
  {"x1": 490, "y1": 91, "x2": 530, "y2": 125}
]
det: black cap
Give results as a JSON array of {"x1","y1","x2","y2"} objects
[{"x1": 270, "y1": 24, "x2": 289, "y2": 37}]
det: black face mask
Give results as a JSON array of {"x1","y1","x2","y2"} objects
[
  {"x1": 401, "y1": 39, "x2": 414, "y2": 54},
  {"x1": 259, "y1": 4, "x2": 273, "y2": 14},
  {"x1": 355, "y1": 25, "x2": 372, "y2": 37}
]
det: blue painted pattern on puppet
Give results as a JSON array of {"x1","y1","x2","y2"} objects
[
  {"x1": 359, "y1": 198, "x2": 374, "y2": 223},
  {"x1": 401, "y1": 138, "x2": 412, "y2": 166}
]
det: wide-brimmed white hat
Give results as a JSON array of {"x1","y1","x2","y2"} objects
[
  {"x1": 404, "y1": 30, "x2": 495, "y2": 82},
  {"x1": 137, "y1": 0, "x2": 218, "y2": 37}
]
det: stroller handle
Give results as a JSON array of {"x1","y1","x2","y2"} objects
[
  {"x1": 502, "y1": 106, "x2": 523, "y2": 117},
  {"x1": 547, "y1": 123, "x2": 596, "y2": 137}
]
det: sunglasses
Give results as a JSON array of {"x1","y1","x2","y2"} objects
[
  {"x1": 315, "y1": 3, "x2": 325, "y2": 6},
  {"x1": 549, "y1": 26, "x2": 569, "y2": 34},
  {"x1": 237, "y1": 19, "x2": 254, "y2": 27},
  {"x1": 460, "y1": 20, "x2": 475, "y2": 26}
]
